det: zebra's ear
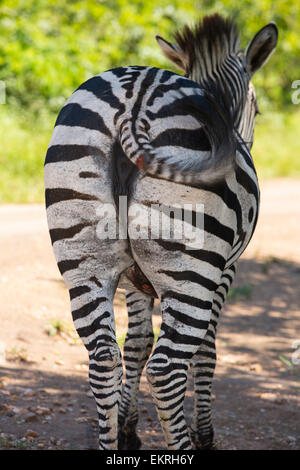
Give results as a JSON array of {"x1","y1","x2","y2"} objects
[
  {"x1": 156, "y1": 35, "x2": 187, "y2": 72},
  {"x1": 244, "y1": 23, "x2": 278, "y2": 76}
]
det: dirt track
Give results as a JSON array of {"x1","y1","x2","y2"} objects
[{"x1": 0, "y1": 178, "x2": 299, "y2": 450}]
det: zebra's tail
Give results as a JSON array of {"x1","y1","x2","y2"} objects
[{"x1": 121, "y1": 89, "x2": 237, "y2": 185}]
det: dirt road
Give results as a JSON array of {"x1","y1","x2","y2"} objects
[{"x1": 0, "y1": 179, "x2": 299, "y2": 450}]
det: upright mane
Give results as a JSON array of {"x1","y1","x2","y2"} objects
[
  {"x1": 174, "y1": 14, "x2": 241, "y2": 81},
  {"x1": 172, "y1": 14, "x2": 247, "y2": 129}
]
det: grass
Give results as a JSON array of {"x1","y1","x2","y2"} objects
[
  {"x1": 278, "y1": 355, "x2": 294, "y2": 369},
  {"x1": 0, "y1": 106, "x2": 299, "y2": 204},
  {"x1": 227, "y1": 284, "x2": 253, "y2": 301},
  {"x1": 117, "y1": 327, "x2": 160, "y2": 348},
  {"x1": 260, "y1": 255, "x2": 287, "y2": 274},
  {"x1": 0, "y1": 107, "x2": 53, "y2": 204},
  {"x1": 45, "y1": 318, "x2": 81, "y2": 345},
  {"x1": 45, "y1": 319, "x2": 70, "y2": 337},
  {"x1": 5, "y1": 346, "x2": 29, "y2": 362},
  {"x1": 252, "y1": 109, "x2": 300, "y2": 179}
]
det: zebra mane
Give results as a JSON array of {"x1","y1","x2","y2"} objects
[
  {"x1": 174, "y1": 14, "x2": 241, "y2": 81},
  {"x1": 174, "y1": 14, "x2": 247, "y2": 130}
]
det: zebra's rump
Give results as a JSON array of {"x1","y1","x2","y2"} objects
[{"x1": 44, "y1": 65, "x2": 259, "y2": 291}]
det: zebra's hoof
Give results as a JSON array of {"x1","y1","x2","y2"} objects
[
  {"x1": 195, "y1": 440, "x2": 218, "y2": 450},
  {"x1": 190, "y1": 429, "x2": 216, "y2": 450},
  {"x1": 118, "y1": 429, "x2": 142, "y2": 450}
]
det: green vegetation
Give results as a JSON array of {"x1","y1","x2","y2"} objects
[
  {"x1": 278, "y1": 355, "x2": 294, "y2": 369},
  {"x1": 45, "y1": 318, "x2": 70, "y2": 336},
  {"x1": 227, "y1": 284, "x2": 253, "y2": 301},
  {"x1": 252, "y1": 111, "x2": 300, "y2": 179},
  {"x1": 6, "y1": 345, "x2": 29, "y2": 362},
  {"x1": 117, "y1": 327, "x2": 160, "y2": 348},
  {"x1": 45, "y1": 318, "x2": 80, "y2": 344},
  {"x1": 0, "y1": 0, "x2": 299, "y2": 203},
  {"x1": 0, "y1": 107, "x2": 52, "y2": 203},
  {"x1": 260, "y1": 256, "x2": 288, "y2": 274}
]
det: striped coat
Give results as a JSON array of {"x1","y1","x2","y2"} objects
[{"x1": 44, "y1": 14, "x2": 278, "y2": 449}]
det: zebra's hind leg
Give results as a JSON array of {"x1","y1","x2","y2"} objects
[
  {"x1": 144, "y1": 289, "x2": 219, "y2": 450},
  {"x1": 190, "y1": 337, "x2": 217, "y2": 450},
  {"x1": 190, "y1": 264, "x2": 236, "y2": 450},
  {"x1": 69, "y1": 274, "x2": 123, "y2": 450},
  {"x1": 118, "y1": 291, "x2": 154, "y2": 450}
]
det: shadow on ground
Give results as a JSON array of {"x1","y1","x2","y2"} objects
[{"x1": 0, "y1": 256, "x2": 299, "y2": 450}]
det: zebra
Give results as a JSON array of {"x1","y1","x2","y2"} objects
[{"x1": 44, "y1": 14, "x2": 278, "y2": 450}]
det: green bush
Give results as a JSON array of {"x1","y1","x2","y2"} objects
[
  {"x1": 1, "y1": 0, "x2": 299, "y2": 113},
  {"x1": 0, "y1": 0, "x2": 299, "y2": 203}
]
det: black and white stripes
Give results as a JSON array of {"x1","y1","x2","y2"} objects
[{"x1": 44, "y1": 14, "x2": 277, "y2": 449}]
